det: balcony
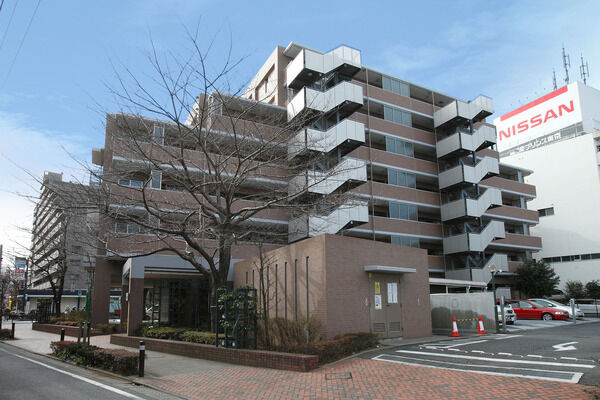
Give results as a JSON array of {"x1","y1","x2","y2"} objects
[
  {"x1": 286, "y1": 46, "x2": 361, "y2": 90},
  {"x1": 433, "y1": 95, "x2": 493, "y2": 128},
  {"x1": 444, "y1": 254, "x2": 508, "y2": 284},
  {"x1": 438, "y1": 156, "x2": 499, "y2": 190},
  {"x1": 441, "y1": 187, "x2": 502, "y2": 222},
  {"x1": 443, "y1": 220, "x2": 506, "y2": 254},
  {"x1": 289, "y1": 201, "x2": 368, "y2": 242},
  {"x1": 288, "y1": 119, "x2": 365, "y2": 160},
  {"x1": 287, "y1": 81, "x2": 363, "y2": 121},
  {"x1": 436, "y1": 124, "x2": 497, "y2": 159},
  {"x1": 289, "y1": 158, "x2": 367, "y2": 196}
]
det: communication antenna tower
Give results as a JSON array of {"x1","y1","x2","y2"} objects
[
  {"x1": 580, "y1": 55, "x2": 589, "y2": 85},
  {"x1": 552, "y1": 69, "x2": 557, "y2": 90},
  {"x1": 562, "y1": 46, "x2": 570, "y2": 85}
]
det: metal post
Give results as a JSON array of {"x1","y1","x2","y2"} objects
[
  {"x1": 138, "y1": 341, "x2": 145, "y2": 377},
  {"x1": 11, "y1": 322, "x2": 15, "y2": 339},
  {"x1": 570, "y1": 299, "x2": 576, "y2": 324},
  {"x1": 60, "y1": 328, "x2": 65, "y2": 341},
  {"x1": 500, "y1": 295, "x2": 507, "y2": 333},
  {"x1": 77, "y1": 322, "x2": 82, "y2": 344},
  {"x1": 87, "y1": 321, "x2": 91, "y2": 344},
  {"x1": 83, "y1": 322, "x2": 88, "y2": 344},
  {"x1": 491, "y1": 272, "x2": 499, "y2": 334}
]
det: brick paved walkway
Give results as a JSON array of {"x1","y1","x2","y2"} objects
[{"x1": 149, "y1": 357, "x2": 599, "y2": 400}]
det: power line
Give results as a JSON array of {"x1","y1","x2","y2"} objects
[
  {"x1": 1, "y1": 0, "x2": 41, "y2": 89},
  {"x1": 0, "y1": 0, "x2": 5, "y2": 14},
  {"x1": 0, "y1": 0, "x2": 19, "y2": 52}
]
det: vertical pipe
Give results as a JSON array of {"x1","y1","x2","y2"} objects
[{"x1": 138, "y1": 341, "x2": 145, "y2": 377}]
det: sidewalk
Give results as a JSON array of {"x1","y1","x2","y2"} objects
[{"x1": 3, "y1": 321, "x2": 598, "y2": 400}]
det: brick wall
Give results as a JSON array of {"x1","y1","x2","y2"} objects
[
  {"x1": 110, "y1": 334, "x2": 318, "y2": 372},
  {"x1": 32, "y1": 323, "x2": 103, "y2": 337}
]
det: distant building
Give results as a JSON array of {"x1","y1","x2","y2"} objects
[
  {"x1": 28, "y1": 171, "x2": 99, "y2": 313},
  {"x1": 497, "y1": 82, "x2": 600, "y2": 292}
]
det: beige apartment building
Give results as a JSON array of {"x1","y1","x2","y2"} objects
[{"x1": 91, "y1": 43, "x2": 540, "y2": 339}]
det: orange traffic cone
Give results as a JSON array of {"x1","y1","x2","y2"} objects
[
  {"x1": 450, "y1": 317, "x2": 460, "y2": 337},
  {"x1": 477, "y1": 316, "x2": 486, "y2": 334}
]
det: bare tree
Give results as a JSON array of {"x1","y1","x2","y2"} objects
[
  {"x1": 0, "y1": 270, "x2": 16, "y2": 328},
  {"x1": 91, "y1": 29, "x2": 364, "y2": 329}
]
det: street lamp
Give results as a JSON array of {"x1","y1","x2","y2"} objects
[{"x1": 488, "y1": 264, "x2": 500, "y2": 334}]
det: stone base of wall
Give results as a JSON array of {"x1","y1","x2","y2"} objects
[
  {"x1": 32, "y1": 323, "x2": 103, "y2": 337},
  {"x1": 110, "y1": 334, "x2": 318, "y2": 372}
]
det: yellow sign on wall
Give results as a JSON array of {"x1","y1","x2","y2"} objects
[{"x1": 375, "y1": 281, "x2": 380, "y2": 294}]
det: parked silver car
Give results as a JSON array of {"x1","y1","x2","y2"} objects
[
  {"x1": 529, "y1": 298, "x2": 584, "y2": 319},
  {"x1": 497, "y1": 303, "x2": 517, "y2": 325}
]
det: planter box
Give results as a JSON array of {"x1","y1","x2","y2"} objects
[
  {"x1": 110, "y1": 334, "x2": 318, "y2": 372},
  {"x1": 33, "y1": 323, "x2": 103, "y2": 337}
]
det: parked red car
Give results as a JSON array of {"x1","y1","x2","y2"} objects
[{"x1": 505, "y1": 300, "x2": 569, "y2": 320}]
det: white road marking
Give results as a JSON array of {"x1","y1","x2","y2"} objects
[
  {"x1": 498, "y1": 352, "x2": 512, "y2": 356},
  {"x1": 0, "y1": 348, "x2": 145, "y2": 399},
  {"x1": 560, "y1": 357, "x2": 577, "y2": 360},
  {"x1": 372, "y1": 354, "x2": 584, "y2": 384},
  {"x1": 395, "y1": 350, "x2": 595, "y2": 368},
  {"x1": 493, "y1": 334, "x2": 522, "y2": 340},
  {"x1": 421, "y1": 339, "x2": 488, "y2": 350},
  {"x1": 553, "y1": 341, "x2": 578, "y2": 351},
  {"x1": 527, "y1": 355, "x2": 543, "y2": 358},
  {"x1": 471, "y1": 350, "x2": 486, "y2": 354}
]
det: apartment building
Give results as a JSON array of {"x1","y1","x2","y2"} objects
[
  {"x1": 498, "y1": 81, "x2": 600, "y2": 291},
  {"x1": 27, "y1": 171, "x2": 98, "y2": 313},
  {"x1": 91, "y1": 43, "x2": 540, "y2": 338}
]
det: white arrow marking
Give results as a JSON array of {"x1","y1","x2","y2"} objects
[{"x1": 553, "y1": 341, "x2": 578, "y2": 351}]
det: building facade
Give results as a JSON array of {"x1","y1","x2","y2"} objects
[
  {"x1": 498, "y1": 82, "x2": 600, "y2": 292},
  {"x1": 91, "y1": 43, "x2": 540, "y2": 338},
  {"x1": 28, "y1": 171, "x2": 98, "y2": 313}
]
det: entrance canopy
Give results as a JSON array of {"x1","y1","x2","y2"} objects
[{"x1": 364, "y1": 265, "x2": 416, "y2": 274}]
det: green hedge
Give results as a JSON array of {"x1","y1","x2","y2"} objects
[
  {"x1": 140, "y1": 326, "x2": 215, "y2": 345},
  {"x1": 50, "y1": 341, "x2": 138, "y2": 375},
  {"x1": 280, "y1": 333, "x2": 379, "y2": 364},
  {"x1": 0, "y1": 329, "x2": 12, "y2": 340}
]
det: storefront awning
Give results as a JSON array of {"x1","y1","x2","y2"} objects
[{"x1": 364, "y1": 265, "x2": 416, "y2": 274}]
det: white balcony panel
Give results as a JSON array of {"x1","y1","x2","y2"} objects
[
  {"x1": 436, "y1": 125, "x2": 497, "y2": 158},
  {"x1": 434, "y1": 95, "x2": 493, "y2": 128},
  {"x1": 289, "y1": 158, "x2": 367, "y2": 196},
  {"x1": 286, "y1": 46, "x2": 361, "y2": 88},
  {"x1": 438, "y1": 156, "x2": 499, "y2": 189},
  {"x1": 288, "y1": 119, "x2": 365, "y2": 159},
  {"x1": 444, "y1": 254, "x2": 508, "y2": 284},
  {"x1": 289, "y1": 201, "x2": 368, "y2": 242},
  {"x1": 443, "y1": 220, "x2": 506, "y2": 254},
  {"x1": 287, "y1": 81, "x2": 363, "y2": 120},
  {"x1": 441, "y1": 187, "x2": 502, "y2": 221}
]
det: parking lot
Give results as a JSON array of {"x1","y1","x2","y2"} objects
[
  {"x1": 365, "y1": 320, "x2": 600, "y2": 386},
  {"x1": 504, "y1": 317, "x2": 598, "y2": 332}
]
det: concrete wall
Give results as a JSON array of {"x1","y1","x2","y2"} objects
[{"x1": 430, "y1": 292, "x2": 495, "y2": 334}]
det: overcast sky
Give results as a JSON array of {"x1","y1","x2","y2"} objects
[{"x1": 0, "y1": 0, "x2": 598, "y2": 263}]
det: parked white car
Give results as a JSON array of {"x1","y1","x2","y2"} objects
[
  {"x1": 529, "y1": 298, "x2": 584, "y2": 319},
  {"x1": 497, "y1": 303, "x2": 517, "y2": 325}
]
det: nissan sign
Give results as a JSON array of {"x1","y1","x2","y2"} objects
[{"x1": 494, "y1": 83, "x2": 582, "y2": 153}]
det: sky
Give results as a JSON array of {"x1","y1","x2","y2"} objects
[{"x1": 0, "y1": 0, "x2": 599, "y2": 263}]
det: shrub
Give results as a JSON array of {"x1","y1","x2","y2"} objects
[
  {"x1": 141, "y1": 326, "x2": 187, "y2": 341},
  {"x1": 281, "y1": 333, "x2": 379, "y2": 364},
  {"x1": 49, "y1": 310, "x2": 90, "y2": 324},
  {"x1": 0, "y1": 329, "x2": 12, "y2": 340},
  {"x1": 181, "y1": 331, "x2": 216, "y2": 345},
  {"x1": 258, "y1": 315, "x2": 323, "y2": 350},
  {"x1": 50, "y1": 341, "x2": 138, "y2": 375},
  {"x1": 96, "y1": 323, "x2": 119, "y2": 334}
]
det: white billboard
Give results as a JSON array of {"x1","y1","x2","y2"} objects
[{"x1": 495, "y1": 83, "x2": 582, "y2": 153}]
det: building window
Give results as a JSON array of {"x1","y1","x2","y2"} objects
[
  {"x1": 387, "y1": 168, "x2": 416, "y2": 189},
  {"x1": 115, "y1": 223, "x2": 140, "y2": 234},
  {"x1": 391, "y1": 236, "x2": 420, "y2": 248},
  {"x1": 118, "y1": 179, "x2": 143, "y2": 188},
  {"x1": 538, "y1": 207, "x2": 554, "y2": 217},
  {"x1": 153, "y1": 125, "x2": 164, "y2": 145},
  {"x1": 389, "y1": 202, "x2": 418, "y2": 221},
  {"x1": 383, "y1": 105, "x2": 412, "y2": 127},
  {"x1": 385, "y1": 136, "x2": 414, "y2": 157},
  {"x1": 382, "y1": 76, "x2": 410, "y2": 97},
  {"x1": 150, "y1": 170, "x2": 162, "y2": 190}
]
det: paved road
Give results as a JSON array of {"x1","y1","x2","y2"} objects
[
  {"x1": 0, "y1": 343, "x2": 177, "y2": 400},
  {"x1": 503, "y1": 317, "x2": 598, "y2": 332},
  {"x1": 366, "y1": 321, "x2": 600, "y2": 386}
]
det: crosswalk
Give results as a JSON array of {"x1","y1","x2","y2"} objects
[{"x1": 372, "y1": 337, "x2": 596, "y2": 383}]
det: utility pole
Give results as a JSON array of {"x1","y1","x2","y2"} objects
[
  {"x1": 580, "y1": 55, "x2": 589, "y2": 85},
  {"x1": 562, "y1": 46, "x2": 571, "y2": 85}
]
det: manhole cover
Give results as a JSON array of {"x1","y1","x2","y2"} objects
[{"x1": 325, "y1": 372, "x2": 352, "y2": 380}]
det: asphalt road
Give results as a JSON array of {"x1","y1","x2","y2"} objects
[
  {"x1": 365, "y1": 320, "x2": 600, "y2": 386},
  {"x1": 0, "y1": 343, "x2": 177, "y2": 400}
]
